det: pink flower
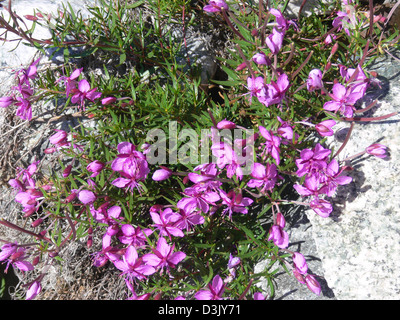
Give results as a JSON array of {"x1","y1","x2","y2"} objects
[
  {"x1": 57, "y1": 68, "x2": 82, "y2": 98},
  {"x1": 15, "y1": 97, "x2": 32, "y2": 121},
  {"x1": 150, "y1": 207, "x2": 185, "y2": 238},
  {"x1": 247, "y1": 162, "x2": 278, "y2": 193},
  {"x1": 315, "y1": 119, "x2": 336, "y2": 137},
  {"x1": 305, "y1": 274, "x2": 321, "y2": 295},
  {"x1": 246, "y1": 76, "x2": 265, "y2": 104},
  {"x1": 78, "y1": 190, "x2": 96, "y2": 205},
  {"x1": 71, "y1": 79, "x2": 102, "y2": 109},
  {"x1": 323, "y1": 83, "x2": 364, "y2": 118},
  {"x1": 87, "y1": 160, "x2": 105, "y2": 177},
  {"x1": 152, "y1": 167, "x2": 172, "y2": 181},
  {"x1": 0, "y1": 245, "x2": 34, "y2": 273},
  {"x1": 203, "y1": 0, "x2": 228, "y2": 13},
  {"x1": 142, "y1": 237, "x2": 186, "y2": 272},
  {"x1": 253, "y1": 292, "x2": 267, "y2": 300},
  {"x1": 195, "y1": 275, "x2": 225, "y2": 300},
  {"x1": 295, "y1": 143, "x2": 331, "y2": 178},
  {"x1": 310, "y1": 198, "x2": 333, "y2": 217},
  {"x1": 258, "y1": 73, "x2": 290, "y2": 107},
  {"x1": 216, "y1": 119, "x2": 236, "y2": 129},
  {"x1": 252, "y1": 52, "x2": 270, "y2": 65},
  {"x1": 173, "y1": 208, "x2": 205, "y2": 231},
  {"x1": 366, "y1": 143, "x2": 388, "y2": 158},
  {"x1": 266, "y1": 28, "x2": 284, "y2": 55},
  {"x1": 118, "y1": 224, "x2": 153, "y2": 247},
  {"x1": 307, "y1": 69, "x2": 323, "y2": 92},
  {"x1": 101, "y1": 97, "x2": 117, "y2": 105},
  {"x1": 268, "y1": 225, "x2": 289, "y2": 249},
  {"x1": 219, "y1": 189, "x2": 253, "y2": 219},
  {"x1": 114, "y1": 245, "x2": 156, "y2": 281},
  {"x1": 0, "y1": 96, "x2": 15, "y2": 108},
  {"x1": 26, "y1": 281, "x2": 42, "y2": 300},
  {"x1": 177, "y1": 187, "x2": 220, "y2": 214},
  {"x1": 259, "y1": 126, "x2": 281, "y2": 165},
  {"x1": 292, "y1": 252, "x2": 308, "y2": 274}
]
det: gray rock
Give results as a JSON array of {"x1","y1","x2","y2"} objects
[{"x1": 305, "y1": 50, "x2": 400, "y2": 299}]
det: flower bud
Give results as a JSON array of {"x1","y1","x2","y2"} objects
[
  {"x1": 276, "y1": 212, "x2": 285, "y2": 228},
  {"x1": 305, "y1": 274, "x2": 321, "y2": 295},
  {"x1": 292, "y1": 252, "x2": 308, "y2": 274},
  {"x1": 78, "y1": 190, "x2": 97, "y2": 205},
  {"x1": 63, "y1": 164, "x2": 73, "y2": 177},
  {"x1": 49, "y1": 130, "x2": 67, "y2": 145},
  {"x1": 44, "y1": 147, "x2": 57, "y2": 154},
  {"x1": 31, "y1": 218, "x2": 43, "y2": 228},
  {"x1": 315, "y1": 119, "x2": 336, "y2": 137},
  {"x1": 217, "y1": 119, "x2": 236, "y2": 129},
  {"x1": 366, "y1": 143, "x2": 388, "y2": 158},
  {"x1": 87, "y1": 160, "x2": 105, "y2": 177},
  {"x1": 0, "y1": 96, "x2": 15, "y2": 108},
  {"x1": 101, "y1": 97, "x2": 117, "y2": 105},
  {"x1": 152, "y1": 168, "x2": 172, "y2": 181}
]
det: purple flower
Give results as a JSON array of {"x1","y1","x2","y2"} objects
[
  {"x1": 87, "y1": 160, "x2": 105, "y2": 177},
  {"x1": 258, "y1": 73, "x2": 290, "y2": 107},
  {"x1": 247, "y1": 162, "x2": 278, "y2": 193},
  {"x1": 305, "y1": 274, "x2": 321, "y2": 295},
  {"x1": 319, "y1": 159, "x2": 352, "y2": 197},
  {"x1": 203, "y1": 0, "x2": 228, "y2": 13},
  {"x1": 310, "y1": 197, "x2": 333, "y2": 217},
  {"x1": 26, "y1": 281, "x2": 42, "y2": 300},
  {"x1": 268, "y1": 225, "x2": 289, "y2": 249},
  {"x1": 259, "y1": 126, "x2": 281, "y2": 165},
  {"x1": 216, "y1": 119, "x2": 236, "y2": 129},
  {"x1": 78, "y1": 190, "x2": 97, "y2": 205},
  {"x1": 14, "y1": 189, "x2": 43, "y2": 216},
  {"x1": 142, "y1": 237, "x2": 186, "y2": 272},
  {"x1": 253, "y1": 292, "x2": 267, "y2": 300},
  {"x1": 252, "y1": 52, "x2": 270, "y2": 65},
  {"x1": 111, "y1": 154, "x2": 149, "y2": 193},
  {"x1": 219, "y1": 190, "x2": 253, "y2": 219},
  {"x1": 101, "y1": 97, "x2": 117, "y2": 105},
  {"x1": 307, "y1": 69, "x2": 323, "y2": 92},
  {"x1": 366, "y1": 143, "x2": 388, "y2": 158},
  {"x1": 57, "y1": 68, "x2": 82, "y2": 98},
  {"x1": 17, "y1": 58, "x2": 40, "y2": 85},
  {"x1": 245, "y1": 76, "x2": 265, "y2": 104},
  {"x1": 315, "y1": 119, "x2": 336, "y2": 137},
  {"x1": 114, "y1": 245, "x2": 156, "y2": 281},
  {"x1": 177, "y1": 187, "x2": 220, "y2": 214},
  {"x1": 293, "y1": 174, "x2": 321, "y2": 197},
  {"x1": 0, "y1": 96, "x2": 15, "y2": 108},
  {"x1": 266, "y1": 28, "x2": 284, "y2": 55},
  {"x1": 195, "y1": 275, "x2": 225, "y2": 300},
  {"x1": 173, "y1": 208, "x2": 205, "y2": 232},
  {"x1": 0, "y1": 246, "x2": 34, "y2": 273},
  {"x1": 90, "y1": 203, "x2": 122, "y2": 225},
  {"x1": 295, "y1": 143, "x2": 331, "y2": 178},
  {"x1": 323, "y1": 83, "x2": 364, "y2": 118},
  {"x1": 15, "y1": 97, "x2": 32, "y2": 121},
  {"x1": 118, "y1": 224, "x2": 153, "y2": 248},
  {"x1": 150, "y1": 207, "x2": 185, "y2": 238},
  {"x1": 152, "y1": 167, "x2": 172, "y2": 181},
  {"x1": 111, "y1": 142, "x2": 147, "y2": 174},
  {"x1": 71, "y1": 79, "x2": 102, "y2": 109},
  {"x1": 292, "y1": 252, "x2": 308, "y2": 275}
]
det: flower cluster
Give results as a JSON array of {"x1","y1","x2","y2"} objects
[
  {"x1": 0, "y1": 58, "x2": 40, "y2": 120},
  {"x1": 0, "y1": 0, "x2": 394, "y2": 301},
  {"x1": 294, "y1": 144, "x2": 352, "y2": 217}
]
